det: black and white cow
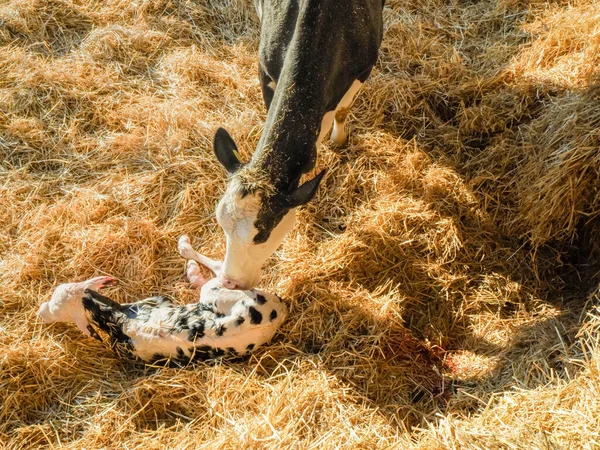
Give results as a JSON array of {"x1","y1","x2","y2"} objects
[{"x1": 213, "y1": 0, "x2": 385, "y2": 289}]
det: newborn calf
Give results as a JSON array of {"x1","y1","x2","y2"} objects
[{"x1": 37, "y1": 236, "x2": 287, "y2": 365}]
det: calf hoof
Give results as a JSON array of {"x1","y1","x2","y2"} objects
[
  {"x1": 186, "y1": 260, "x2": 207, "y2": 287},
  {"x1": 178, "y1": 235, "x2": 194, "y2": 258}
]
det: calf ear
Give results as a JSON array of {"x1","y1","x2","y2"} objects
[
  {"x1": 213, "y1": 127, "x2": 242, "y2": 174},
  {"x1": 289, "y1": 170, "x2": 326, "y2": 207}
]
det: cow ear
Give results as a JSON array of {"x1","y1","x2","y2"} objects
[
  {"x1": 213, "y1": 127, "x2": 242, "y2": 174},
  {"x1": 289, "y1": 170, "x2": 326, "y2": 207}
]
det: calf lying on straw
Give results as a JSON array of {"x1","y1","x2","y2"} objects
[{"x1": 37, "y1": 235, "x2": 287, "y2": 364}]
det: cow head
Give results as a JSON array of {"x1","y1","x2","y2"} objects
[{"x1": 213, "y1": 128, "x2": 324, "y2": 290}]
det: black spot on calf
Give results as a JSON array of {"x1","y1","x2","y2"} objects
[
  {"x1": 82, "y1": 290, "x2": 132, "y2": 350},
  {"x1": 269, "y1": 309, "x2": 278, "y2": 322},
  {"x1": 152, "y1": 353, "x2": 167, "y2": 362},
  {"x1": 255, "y1": 294, "x2": 267, "y2": 305},
  {"x1": 193, "y1": 303, "x2": 214, "y2": 314},
  {"x1": 176, "y1": 315, "x2": 188, "y2": 330},
  {"x1": 211, "y1": 347, "x2": 225, "y2": 358},
  {"x1": 235, "y1": 316, "x2": 245, "y2": 326},
  {"x1": 187, "y1": 320, "x2": 206, "y2": 342},
  {"x1": 215, "y1": 324, "x2": 227, "y2": 337},
  {"x1": 191, "y1": 345, "x2": 226, "y2": 360},
  {"x1": 248, "y1": 306, "x2": 263, "y2": 324},
  {"x1": 87, "y1": 324, "x2": 102, "y2": 341},
  {"x1": 190, "y1": 345, "x2": 212, "y2": 362}
]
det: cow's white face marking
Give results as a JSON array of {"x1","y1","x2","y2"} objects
[
  {"x1": 212, "y1": 127, "x2": 325, "y2": 290},
  {"x1": 216, "y1": 180, "x2": 296, "y2": 290}
]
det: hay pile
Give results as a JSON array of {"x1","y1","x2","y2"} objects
[{"x1": 1, "y1": 0, "x2": 600, "y2": 448}]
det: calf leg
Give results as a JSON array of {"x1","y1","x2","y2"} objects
[
  {"x1": 186, "y1": 260, "x2": 208, "y2": 288},
  {"x1": 178, "y1": 235, "x2": 222, "y2": 276},
  {"x1": 259, "y1": 64, "x2": 276, "y2": 111}
]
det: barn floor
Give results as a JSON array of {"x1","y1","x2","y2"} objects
[{"x1": 1, "y1": 0, "x2": 600, "y2": 448}]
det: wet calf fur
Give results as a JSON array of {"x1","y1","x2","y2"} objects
[
  {"x1": 82, "y1": 278, "x2": 286, "y2": 364},
  {"x1": 37, "y1": 236, "x2": 287, "y2": 364}
]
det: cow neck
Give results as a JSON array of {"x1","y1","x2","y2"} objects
[{"x1": 249, "y1": 29, "x2": 330, "y2": 191}]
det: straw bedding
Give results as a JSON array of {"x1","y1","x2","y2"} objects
[{"x1": 1, "y1": 0, "x2": 599, "y2": 448}]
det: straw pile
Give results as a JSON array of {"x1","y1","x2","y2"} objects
[{"x1": 1, "y1": 0, "x2": 599, "y2": 448}]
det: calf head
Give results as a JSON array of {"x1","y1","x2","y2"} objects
[
  {"x1": 213, "y1": 128, "x2": 324, "y2": 290},
  {"x1": 38, "y1": 276, "x2": 118, "y2": 320}
]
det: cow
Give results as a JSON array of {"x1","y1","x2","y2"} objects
[{"x1": 212, "y1": 0, "x2": 385, "y2": 290}]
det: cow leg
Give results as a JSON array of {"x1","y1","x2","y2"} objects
[
  {"x1": 316, "y1": 111, "x2": 336, "y2": 148},
  {"x1": 259, "y1": 64, "x2": 276, "y2": 111},
  {"x1": 331, "y1": 80, "x2": 363, "y2": 147}
]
